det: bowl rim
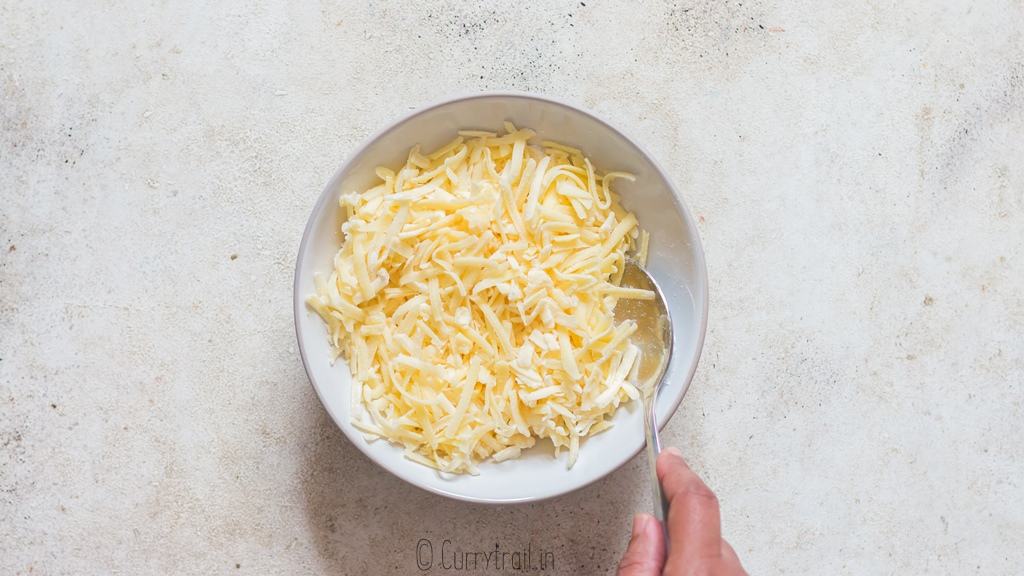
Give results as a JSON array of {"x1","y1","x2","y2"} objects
[{"x1": 293, "y1": 91, "x2": 709, "y2": 504}]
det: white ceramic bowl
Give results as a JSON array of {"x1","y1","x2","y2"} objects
[{"x1": 294, "y1": 93, "x2": 708, "y2": 504}]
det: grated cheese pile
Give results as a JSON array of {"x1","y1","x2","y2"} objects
[{"x1": 307, "y1": 123, "x2": 653, "y2": 474}]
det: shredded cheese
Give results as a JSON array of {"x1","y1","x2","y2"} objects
[{"x1": 307, "y1": 124, "x2": 653, "y2": 474}]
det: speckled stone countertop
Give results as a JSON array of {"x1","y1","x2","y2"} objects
[{"x1": 2, "y1": 1, "x2": 1022, "y2": 574}]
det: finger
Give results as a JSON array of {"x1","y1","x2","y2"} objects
[
  {"x1": 617, "y1": 513, "x2": 666, "y2": 576},
  {"x1": 721, "y1": 539, "x2": 746, "y2": 574},
  {"x1": 657, "y1": 448, "x2": 722, "y2": 572}
]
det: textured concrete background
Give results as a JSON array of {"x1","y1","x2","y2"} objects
[{"x1": 2, "y1": 1, "x2": 1023, "y2": 574}]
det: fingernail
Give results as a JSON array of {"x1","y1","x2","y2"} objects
[
  {"x1": 664, "y1": 447, "x2": 682, "y2": 458},
  {"x1": 632, "y1": 513, "x2": 645, "y2": 534}
]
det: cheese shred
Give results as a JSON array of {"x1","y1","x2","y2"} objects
[{"x1": 307, "y1": 124, "x2": 653, "y2": 474}]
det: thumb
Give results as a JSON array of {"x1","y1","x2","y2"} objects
[{"x1": 617, "y1": 513, "x2": 666, "y2": 576}]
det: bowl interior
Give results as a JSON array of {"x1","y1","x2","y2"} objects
[{"x1": 294, "y1": 94, "x2": 707, "y2": 503}]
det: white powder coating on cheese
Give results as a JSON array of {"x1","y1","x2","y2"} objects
[{"x1": 307, "y1": 123, "x2": 654, "y2": 474}]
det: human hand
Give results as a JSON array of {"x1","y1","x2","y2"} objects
[{"x1": 617, "y1": 448, "x2": 746, "y2": 575}]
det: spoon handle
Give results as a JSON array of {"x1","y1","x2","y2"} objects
[{"x1": 644, "y1": 392, "x2": 671, "y2": 531}]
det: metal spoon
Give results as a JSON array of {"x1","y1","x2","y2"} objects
[{"x1": 616, "y1": 260, "x2": 674, "y2": 527}]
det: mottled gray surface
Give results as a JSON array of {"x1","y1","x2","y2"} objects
[{"x1": 2, "y1": 1, "x2": 1023, "y2": 574}]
